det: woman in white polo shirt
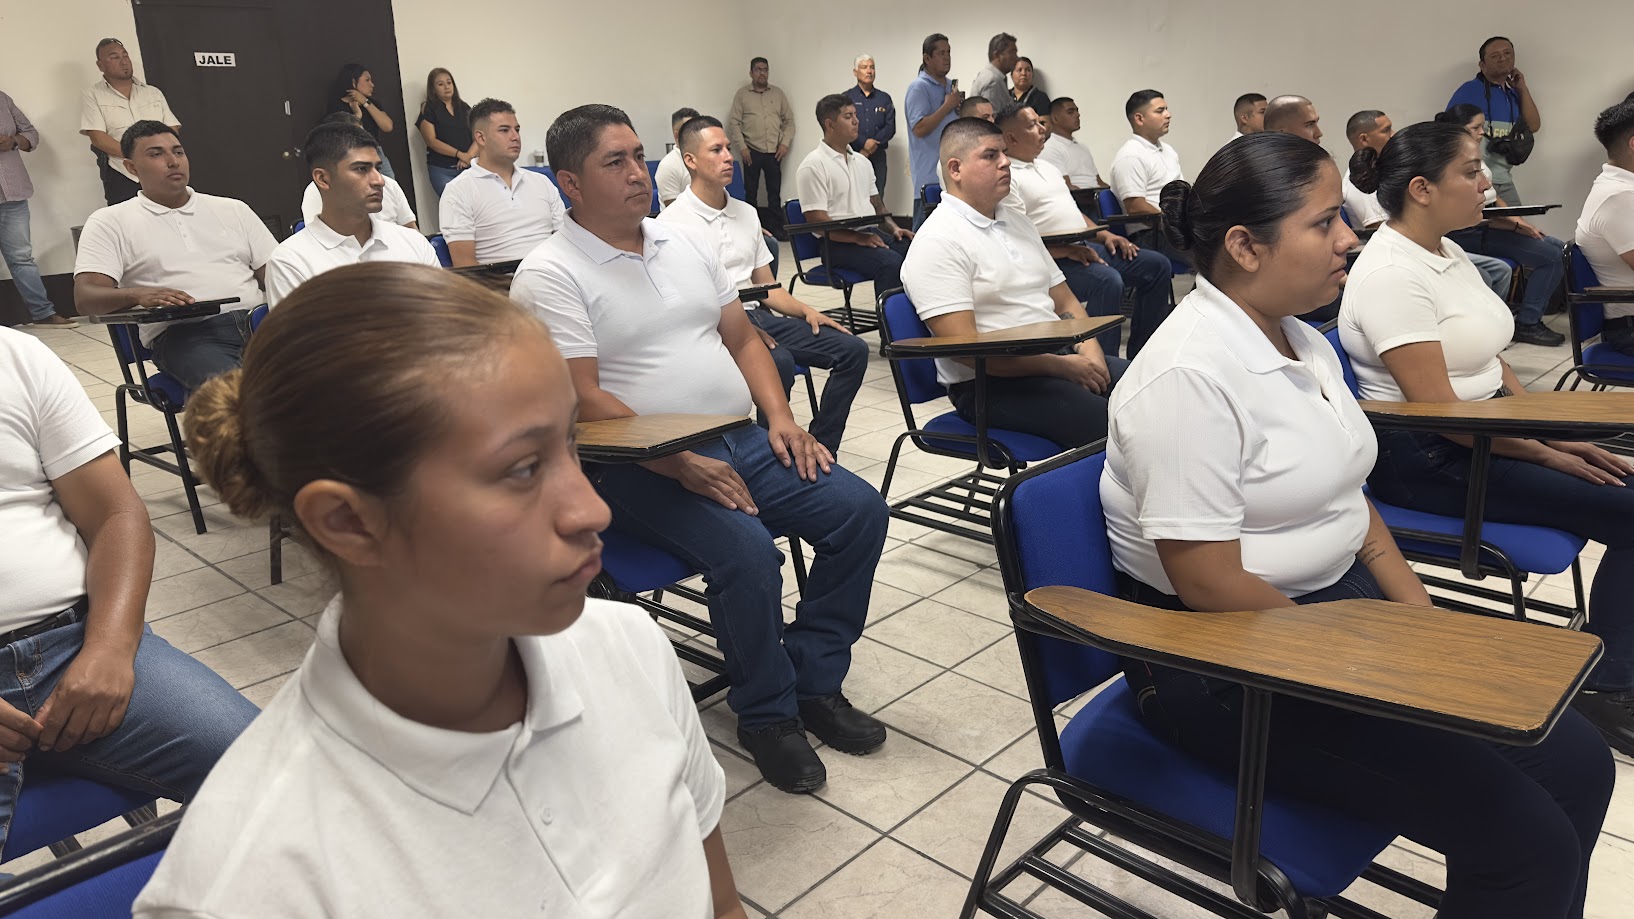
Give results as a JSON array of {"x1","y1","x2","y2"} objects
[
  {"x1": 133, "y1": 264, "x2": 746, "y2": 919},
  {"x1": 1104, "y1": 132, "x2": 1611, "y2": 919},
  {"x1": 1341, "y1": 120, "x2": 1634, "y2": 761}
]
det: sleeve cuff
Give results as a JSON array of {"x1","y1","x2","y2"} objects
[
  {"x1": 1372, "y1": 331, "x2": 1441, "y2": 355},
  {"x1": 42, "y1": 431, "x2": 121, "y2": 481},
  {"x1": 1136, "y1": 518, "x2": 1241, "y2": 542}
]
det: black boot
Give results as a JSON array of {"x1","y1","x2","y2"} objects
[
  {"x1": 1571, "y1": 688, "x2": 1634, "y2": 756},
  {"x1": 1512, "y1": 322, "x2": 1565, "y2": 347},
  {"x1": 798, "y1": 693, "x2": 887, "y2": 755},
  {"x1": 738, "y1": 719, "x2": 826, "y2": 793}
]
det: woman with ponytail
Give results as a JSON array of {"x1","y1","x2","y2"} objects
[
  {"x1": 133, "y1": 264, "x2": 750, "y2": 919},
  {"x1": 1102, "y1": 132, "x2": 1612, "y2": 919}
]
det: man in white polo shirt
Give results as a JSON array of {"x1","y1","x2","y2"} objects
[
  {"x1": 1230, "y1": 93, "x2": 1267, "y2": 143},
  {"x1": 80, "y1": 38, "x2": 179, "y2": 206},
  {"x1": 659, "y1": 115, "x2": 867, "y2": 453},
  {"x1": 1108, "y1": 89, "x2": 1189, "y2": 265},
  {"x1": 1040, "y1": 97, "x2": 1104, "y2": 189},
  {"x1": 73, "y1": 122, "x2": 276, "y2": 390},
  {"x1": 511, "y1": 104, "x2": 888, "y2": 795},
  {"x1": 1000, "y1": 106, "x2": 1172, "y2": 358},
  {"x1": 301, "y1": 113, "x2": 416, "y2": 229},
  {"x1": 265, "y1": 122, "x2": 439, "y2": 306},
  {"x1": 903, "y1": 116, "x2": 1127, "y2": 449},
  {"x1": 1579, "y1": 99, "x2": 1634, "y2": 356},
  {"x1": 438, "y1": 98, "x2": 564, "y2": 267},
  {"x1": 794, "y1": 94, "x2": 913, "y2": 296},
  {"x1": 656, "y1": 107, "x2": 701, "y2": 207}
]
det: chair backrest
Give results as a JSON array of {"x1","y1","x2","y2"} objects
[
  {"x1": 727, "y1": 160, "x2": 747, "y2": 202},
  {"x1": 1568, "y1": 243, "x2": 1606, "y2": 344},
  {"x1": 0, "y1": 811, "x2": 179, "y2": 919},
  {"x1": 784, "y1": 199, "x2": 822, "y2": 263},
  {"x1": 922, "y1": 183, "x2": 942, "y2": 205},
  {"x1": 429, "y1": 234, "x2": 452, "y2": 267},
  {"x1": 992, "y1": 446, "x2": 1123, "y2": 708},
  {"x1": 530, "y1": 165, "x2": 574, "y2": 208},
  {"x1": 646, "y1": 160, "x2": 662, "y2": 213},
  {"x1": 878, "y1": 290, "x2": 950, "y2": 406},
  {"x1": 1339, "y1": 207, "x2": 1354, "y2": 229},
  {"x1": 1098, "y1": 188, "x2": 1121, "y2": 218},
  {"x1": 291, "y1": 219, "x2": 305, "y2": 234},
  {"x1": 1322, "y1": 326, "x2": 1362, "y2": 397}
]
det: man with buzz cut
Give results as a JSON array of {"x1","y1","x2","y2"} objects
[
  {"x1": 794, "y1": 94, "x2": 914, "y2": 297},
  {"x1": 511, "y1": 104, "x2": 889, "y2": 795},
  {"x1": 264, "y1": 122, "x2": 439, "y2": 306},
  {"x1": 1264, "y1": 94, "x2": 1322, "y2": 143},
  {"x1": 437, "y1": 98, "x2": 565, "y2": 267},
  {"x1": 660, "y1": 114, "x2": 868, "y2": 453},
  {"x1": 1231, "y1": 92, "x2": 1266, "y2": 141},
  {"x1": 1040, "y1": 96, "x2": 1104, "y2": 189},
  {"x1": 957, "y1": 96, "x2": 995, "y2": 122},
  {"x1": 1108, "y1": 89, "x2": 1187, "y2": 265},
  {"x1": 655, "y1": 107, "x2": 701, "y2": 207}
]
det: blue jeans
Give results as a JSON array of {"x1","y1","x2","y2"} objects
[
  {"x1": 1370, "y1": 429, "x2": 1634, "y2": 692},
  {"x1": 0, "y1": 611, "x2": 258, "y2": 859},
  {"x1": 912, "y1": 197, "x2": 931, "y2": 231},
  {"x1": 1469, "y1": 253, "x2": 1514, "y2": 298},
  {"x1": 825, "y1": 229, "x2": 910, "y2": 294},
  {"x1": 0, "y1": 200, "x2": 56, "y2": 322},
  {"x1": 150, "y1": 310, "x2": 255, "y2": 392},
  {"x1": 748, "y1": 308, "x2": 870, "y2": 454},
  {"x1": 947, "y1": 355, "x2": 1130, "y2": 450},
  {"x1": 427, "y1": 163, "x2": 461, "y2": 196},
  {"x1": 590, "y1": 427, "x2": 888, "y2": 727},
  {"x1": 1448, "y1": 228, "x2": 1565, "y2": 325},
  {"x1": 1057, "y1": 244, "x2": 1172, "y2": 358},
  {"x1": 373, "y1": 146, "x2": 396, "y2": 180},
  {"x1": 1121, "y1": 560, "x2": 1612, "y2": 919}
]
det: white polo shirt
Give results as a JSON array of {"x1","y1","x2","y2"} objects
[
  {"x1": 794, "y1": 142, "x2": 876, "y2": 221},
  {"x1": 0, "y1": 329, "x2": 123, "y2": 634},
  {"x1": 1005, "y1": 158, "x2": 1090, "y2": 236},
  {"x1": 1108, "y1": 135, "x2": 1183, "y2": 231},
  {"x1": 132, "y1": 596, "x2": 725, "y2": 919},
  {"x1": 1039, "y1": 133, "x2": 1099, "y2": 188},
  {"x1": 264, "y1": 215, "x2": 440, "y2": 306},
  {"x1": 1339, "y1": 222, "x2": 1513, "y2": 403},
  {"x1": 437, "y1": 162, "x2": 566, "y2": 264},
  {"x1": 1576, "y1": 163, "x2": 1634, "y2": 320},
  {"x1": 656, "y1": 147, "x2": 691, "y2": 205},
  {"x1": 1341, "y1": 175, "x2": 1386, "y2": 229},
  {"x1": 901, "y1": 193, "x2": 1066, "y2": 386},
  {"x1": 79, "y1": 79, "x2": 179, "y2": 183},
  {"x1": 74, "y1": 189, "x2": 277, "y2": 346},
  {"x1": 511, "y1": 215, "x2": 752, "y2": 417},
  {"x1": 656, "y1": 187, "x2": 772, "y2": 294},
  {"x1": 1102, "y1": 276, "x2": 1377, "y2": 596},
  {"x1": 302, "y1": 176, "x2": 415, "y2": 228}
]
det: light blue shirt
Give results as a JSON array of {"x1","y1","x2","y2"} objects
[{"x1": 904, "y1": 70, "x2": 957, "y2": 199}]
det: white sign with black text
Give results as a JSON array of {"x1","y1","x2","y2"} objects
[{"x1": 193, "y1": 52, "x2": 237, "y2": 67}]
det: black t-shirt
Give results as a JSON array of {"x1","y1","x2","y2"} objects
[
  {"x1": 1013, "y1": 87, "x2": 1051, "y2": 117},
  {"x1": 328, "y1": 96, "x2": 387, "y2": 143},
  {"x1": 416, "y1": 101, "x2": 473, "y2": 168}
]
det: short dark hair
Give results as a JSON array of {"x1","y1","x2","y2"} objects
[
  {"x1": 1346, "y1": 110, "x2": 1385, "y2": 140},
  {"x1": 750, "y1": 56, "x2": 768, "y2": 69},
  {"x1": 1160, "y1": 132, "x2": 1335, "y2": 281},
  {"x1": 996, "y1": 105, "x2": 1033, "y2": 133},
  {"x1": 95, "y1": 38, "x2": 124, "y2": 56},
  {"x1": 120, "y1": 120, "x2": 178, "y2": 159},
  {"x1": 1015, "y1": 56, "x2": 1033, "y2": 68},
  {"x1": 1437, "y1": 103, "x2": 1485, "y2": 131},
  {"x1": 304, "y1": 121, "x2": 377, "y2": 171},
  {"x1": 987, "y1": 33, "x2": 1017, "y2": 61},
  {"x1": 547, "y1": 103, "x2": 634, "y2": 174},
  {"x1": 919, "y1": 33, "x2": 948, "y2": 71},
  {"x1": 1479, "y1": 36, "x2": 1512, "y2": 61},
  {"x1": 321, "y1": 112, "x2": 363, "y2": 127},
  {"x1": 1125, "y1": 90, "x2": 1164, "y2": 121},
  {"x1": 1263, "y1": 95, "x2": 1312, "y2": 133},
  {"x1": 1049, "y1": 96, "x2": 1075, "y2": 116},
  {"x1": 678, "y1": 115, "x2": 724, "y2": 153},
  {"x1": 1349, "y1": 121, "x2": 1470, "y2": 217},
  {"x1": 1593, "y1": 100, "x2": 1634, "y2": 158},
  {"x1": 469, "y1": 98, "x2": 515, "y2": 133},
  {"x1": 940, "y1": 116, "x2": 1004, "y2": 166},
  {"x1": 957, "y1": 96, "x2": 991, "y2": 117},
  {"x1": 1233, "y1": 93, "x2": 1266, "y2": 116},
  {"x1": 670, "y1": 107, "x2": 701, "y2": 127},
  {"x1": 815, "y1": 94, "x2": 853, "y2": 130}
]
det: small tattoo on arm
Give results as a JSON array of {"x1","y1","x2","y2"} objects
[{"x1": 1357, "y1": 540, "x2": 1386, "y2": 567}]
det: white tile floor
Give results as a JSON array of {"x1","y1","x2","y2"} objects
[{"x1": 5, "y1": 271, "x2": 1630, "y2": 917}]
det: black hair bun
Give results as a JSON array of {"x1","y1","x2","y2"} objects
[
  {"x1": 1348, "y1": 147, "x2": 1381, "y2": 195},
  {"x1": 1158, "y1": 180, "x2": 1196, "y2": 251}
]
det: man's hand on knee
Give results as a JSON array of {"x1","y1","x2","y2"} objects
[{"x1": 35, "y1": 647, "x2": 136, "y2": 753}]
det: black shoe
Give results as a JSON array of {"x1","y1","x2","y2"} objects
[
  {"x1": 1512, "y1": 322, "x2": 1565, "y2": 347},
  {"x1": 798, "y1": 693, "x2": 887, "y2": 755},
  {"x1": 1572, "y1": 689, "x2": 1634, "y2": 756},
  {"x1": 738, "y1": 720, "x2": 826, "y2": 794}
]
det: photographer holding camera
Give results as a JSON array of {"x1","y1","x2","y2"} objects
[{"x1": 1448, "y1": 36, "x2": 1541, "y2": 204}]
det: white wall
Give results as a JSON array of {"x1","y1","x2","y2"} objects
[{"x1": 1, "y1": 2, "x2": 143, "y2": 278}]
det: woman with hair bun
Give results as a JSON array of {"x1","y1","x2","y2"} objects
[
  {"x1": 133, "y1": 264, "x2": 750, "y2": 919},
  {"x1": 1341, "y1": 119, "x2": 1634, "y2": 765},
  {"x1": 1102, "y1": 132, "x2": 1611, "y2": 919}
]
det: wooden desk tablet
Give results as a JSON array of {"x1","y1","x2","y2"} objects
[
  {"x1": 886, "y1": 316, "x2": 1125, "y2": 359},
  {"x1": 575, "y1": 414, "x2": 752, "y2": 463},
  {"x1": 87, "y1": 297, "x2": 240, "y2": 325}
]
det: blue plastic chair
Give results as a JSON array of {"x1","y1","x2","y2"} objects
[
  {"x1": 783, "y1": 199, "x2": 877, "y2": 334},
  {"x1": 428, "y1": 235, "x2": 452, "y2": 267},
  {"x1": 8, "y1": 770, "x2": 156, "y2": 861},
  {"x1": 963, "y1": 445, "x2": 1441, "y2": 918},
  {"x1": 521, "y1": 165, "x2": 574, "y2": 209},
  {"x1": 646, "y1": 160, "x2": 662, "y2": 214},
  {"x1": 0, "y1": 810, "x2": 178, "y2": 918},
  {"x1": 103, "y1": 323, "x2": 207, "y2": 533},
  {"x1": 921, "y1": 183, "x2": 942, "y2": 218},
  {"x1": 727, "y1": 161, "x2": 747, "y2": 202},
  {"x1": 874, "y1": 290, "x2": 1063, "y2": 543},
  {"x1": 291, "y1": 219, "x2": 305, "y2": 234},
  {"x1": 1555, "y1": 243, "x2": 1634, "y2": 392},
  {"x1": 1098, "y1": 188, "x2": 1190, "y2": 278},
  {"x1": 1323, "y1": 326, "x2": 1587, "y2": 624}
]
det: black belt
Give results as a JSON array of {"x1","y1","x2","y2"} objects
[
  {"x1": 1605, "y1": 316, "x2": 1634, "y2": 332},
  {"x1": 0, "y1": 598, "x2": 90, "y2": 648}
]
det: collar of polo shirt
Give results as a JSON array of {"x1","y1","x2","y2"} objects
[
  {"x1": 1373, "y1": 222, "x2": 1460, "y2": 274},
  {"x1": 558, "y1": 211, "x2": 668, "y2": 264},
  {"x1": 937, "y1": 191, "x2": 1006, "y2": 229},
  {"x1": 136, "y1": 187, "x2": 197, "y2": 215},
  {"x1": 1190, "y1": 274, "x2": 1318, "y2": 376},
  {"x1": 308, "y1": 214, "x2": 393, "y2": 252}
]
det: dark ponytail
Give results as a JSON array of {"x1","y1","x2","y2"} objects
[
  {"x1": 1165, "y1": 132, "x2": 1334, "y2": 281},
  {"x1": 1436, "y1": 104, "x2": 1485, "y2": 130},
  {"x1": 1349, "y1": 121, "x2": 1470, "y2": 218}
]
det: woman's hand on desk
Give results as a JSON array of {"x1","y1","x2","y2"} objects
[{"x1": 1541, "y1": 442, "x2": 1634, "y2": 485}]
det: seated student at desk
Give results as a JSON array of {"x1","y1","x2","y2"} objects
[
  {"x1": 73, "y1": 120, "x2": 277, "y2": 390},
  {"x1": 265, "y1": 122, "x2": 439, "y2": 306},
  {"x1": 998, "y1": 106, "x2": 1172, "y2": 358},
  {"x1": 1342, "y1": 120, "x2": 1634, "y2": 756},
  {"x1": 302, "y1": 113, "x2": 418, "y2": 229},
  {"x1": 1108, "y1": 89, "x2": 1190, "y2": 267},
  {"x1": 658, "y1": 115, "x2": 867, "y2": 454},
  {"x1": 656, "y1": 106, "x2": 701, "y2": 207},
  {"x1": 793, "y1": 94, "x2": 914, "y2": 294},
  {"x1": 1040, "y1": 97, "x2": 1104, "y2": 189},
  {"x1": 1105, "y1": 132, "x2": 1612, "y2": 919},
  {"x1": 438, "y1": 98, "x2": 565, "y2": 267},
  {"x1": 510, "y1": 105, "x2": 889, "y2": 795},
  {"x1": 1435, "y1": 104, "x2": 1566, "y2": 347},
  {"x1": 133, "y1": 265, "x2": 751, "y2": 919},
  {"x1": 1577, "y1": 100, "x2": 1634, "y2": 356},
  {"x1": 902, "y1": 117, "x2": 1127, "y2": 449}
]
